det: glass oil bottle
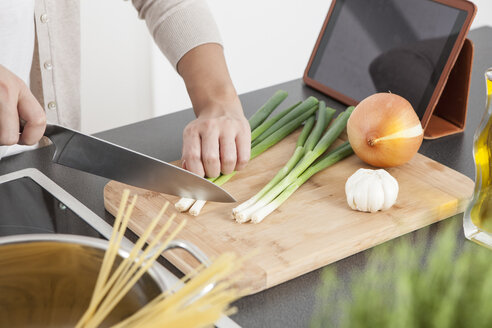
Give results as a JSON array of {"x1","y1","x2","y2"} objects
[{"x1": 464, "y1": 68, "x2": 492, "y2": 248}]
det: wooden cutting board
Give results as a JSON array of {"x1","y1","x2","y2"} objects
[{"x1": 104, "y1": 131, "x2": 474, "y2": 295}]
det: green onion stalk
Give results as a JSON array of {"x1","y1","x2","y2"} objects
[
  {"x1": 251, "y1": 96, "x2": 319, "y2": 147},
  {"x1": 211, "y1": 98, "x2": 320, "y2": 187},
  {"x1": 251, "y1": 142, "x2": 353, "y2": 223},
  {"x1": 233, "y1": 101, "x2": 334, "y2": 216},
  {"x1": 235, "y1": 106, "x2": 354, "y2": 223},
  {"x1": 248, "y1": 90, "x2": 288, "y2": 131},
  {"x1": 251, "y1": 101, "x2": 301, "y2": 141}
]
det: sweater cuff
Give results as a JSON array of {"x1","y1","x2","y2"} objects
[{"x1": 153, "y1": 0, "x2": 223, "y2": 69}]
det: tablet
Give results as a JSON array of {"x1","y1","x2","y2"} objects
[{"x1": 304, "y1": 0, "x2": 476, "y2": 126}]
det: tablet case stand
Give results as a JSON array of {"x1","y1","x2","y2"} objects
[{"x1": 423, "y1": 38, "x2": 474, "y2": 139}]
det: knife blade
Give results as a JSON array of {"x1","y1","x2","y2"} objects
[{"x1": 40, "y1": 124, "x2": 235, "y2": 202}]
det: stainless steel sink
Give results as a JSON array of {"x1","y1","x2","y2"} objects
[{"x1": 0, "y1": 168, "x2": 240, "y2": 328}]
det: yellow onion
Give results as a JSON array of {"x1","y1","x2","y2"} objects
[{"x1": 347, "y1": 93, "x2": 423, "y2": 167}]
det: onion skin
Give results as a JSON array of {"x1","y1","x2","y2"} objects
[{"x1": 347, "y1": 93, "x2": 423, "y2": 167}]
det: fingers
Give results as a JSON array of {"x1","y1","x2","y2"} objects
[
  {"x1": 235, "y1": 128, "x2": 251, "y2": 171},
  {"x1": 219, "y1": 133, "x2": 236, "y2": 175},
  {"x1": 17, "y1": 86, "x2": 46, "y2": 145},
  {"x1": 182, "y1": 116, "x2": 251, "y2": 178},
  {"x1": 0, "y1": 84, "x2": 20, "y2": 146},
  {"x1": 182, "y1": 126, "x2": 205, "y2": 177},
  {"x1": 0, "y1": 103, "x2": 19, "y2": 145},
  {"x1": 0, "y1": 66, "x2": 45, "y2": 146},
  {"x1": 201, "y1": 128, "x2": 220, "y2": 178}
]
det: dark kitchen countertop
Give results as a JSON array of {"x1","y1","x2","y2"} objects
[{"x1": 1, "y1": 26, "x2": 491, "y2": 327}]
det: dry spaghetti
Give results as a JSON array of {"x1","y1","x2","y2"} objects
[{"x1": 76, "y1": 190, "x2": 242, "y2": 328}]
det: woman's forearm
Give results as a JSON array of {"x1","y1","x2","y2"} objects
[
  {"x1": 177, "y1": 43, "x2": 251, "y2": 178},
  {"x1": 177, "y1": 43, "x2": 239, "y2": 117}
]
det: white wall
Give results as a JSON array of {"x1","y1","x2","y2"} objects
[
  {"x1": 471, "y1": 0, "x2": 492, "y2": 29},
  {"x1": 151, "y1": 0, "x2": 330, "y2": 116},
  {"x1": 81, "y1": 0, "x2": 492, "y2": 133},
  {"x1": 80, "y1": 0, "x2": 153, "y2": 134}
]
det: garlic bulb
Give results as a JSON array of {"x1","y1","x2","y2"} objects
[{"x1": 345, "y1": 168, "x2": 399, "y2": 213}]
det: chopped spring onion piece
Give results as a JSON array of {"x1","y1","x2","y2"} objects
[
  {"x1": 250, "y1": 142, "x2": 353, "y2": 223},
  {"x1": 235, "y1": 106, "x2": 354, "y2": 223},
  {"x1": 175, "y1": 174, "x2": 218, "y2": 212},
  {"x1": 251, "y1": 96, "x2": 319, "y2": 148},
  {"x1": 187, "y1": 169, "x2": 236, "y2": 216},
  {"x1": 189, "y1": 200, "x2": 206, "y2": 216},
  {"x1": 175, "y1": 198, "x2": 196, "y2": 212},
  {"x1": 251, "y1": 101, "x2": 301, "y2": 141},
  {"x1": 248, "y1": 90, "x2": 288, "y2": 131},
  {"x1": 250, "y1": 105, "x2": 319, "y2": 159},
  {"x1": 233, "y1": 114, "x2": 318, "y2": 216}
]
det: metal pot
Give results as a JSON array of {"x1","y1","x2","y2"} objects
[{"x1": 0, "y1": 234, "x2": 167, "y2": 327}]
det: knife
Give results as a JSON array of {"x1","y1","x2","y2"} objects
[{"x1": 36, "y1": 124, "x2": 235, "y2": 203}]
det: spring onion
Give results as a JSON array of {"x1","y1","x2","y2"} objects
[
  {"x1": 248, "y1": 90, "x2": 288, "y2": 131},
  {"x1": 175, "y1": 198, "x2": 196, "y2": 212},
  {"x1": 233, "y1": 103, "x2": 334, "y2": 216},
  {"x1": 250, "y1": 104, "x2": 319, "y2": 159},
  {"x1": 188, "y1": 173, "x2": 235, "y2": 216},
  {"x1": 175, "y1": 177, "x2": 218, "y2": 212},
  {"x1": 235, "y1": 106, "x2": 354, "y2": 223},
  {"x1": 251, "y1": 142, "x2": 353, "y2": 223},
  {"x1": 304, "y1": 101, "x2": 334, "y2": 151},
  {"x1": 251, "y1": 96, "x2": 319, "y2": 148},
  {"x1": 298, "y1": 115, "x2": 317, "y2": 147},
  {"x1": 251, "y1": 101, "x2": 301, "y2": 141}
]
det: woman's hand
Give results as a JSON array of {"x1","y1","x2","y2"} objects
[
  {"x1": 0, "y1": 64, "x2": 46, "y2": 146},
  {"x1": 178, "y1": 43, "x2": 251, "y2": 178},
  {"x1": 181, "y1": 97, "x2": 250, "y2": 178}
]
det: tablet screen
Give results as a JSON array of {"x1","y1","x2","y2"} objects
[{"x1": 307, "y1": 0, "x2": 468, "y2": 119}]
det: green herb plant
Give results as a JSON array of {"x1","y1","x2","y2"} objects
[{"x1": 311, "y1": 217, "x2": 492, "y2": 328}]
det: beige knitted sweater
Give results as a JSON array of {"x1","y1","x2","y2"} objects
[{"x1": 31, "y1": 0, "x2": 222, "y2": 130}]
